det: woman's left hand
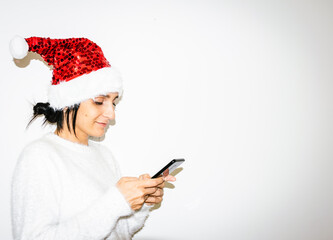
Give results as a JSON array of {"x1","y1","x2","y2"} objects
[{"x1": 139, "y1": 174, "x2": 176, "y2": 206}]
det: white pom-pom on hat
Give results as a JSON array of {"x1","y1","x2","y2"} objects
[{"x1": 9, "y1": 35, "x2": 29, "y2": 59}]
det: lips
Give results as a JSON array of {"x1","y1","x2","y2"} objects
[{"x1": 96, "y1": 122, "x2": 108, "y2": 127}]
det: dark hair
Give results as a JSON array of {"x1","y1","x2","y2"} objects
[{"x1": 28, "y1": 102, "x2": 80, "y2": 135}]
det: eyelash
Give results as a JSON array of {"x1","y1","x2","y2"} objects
[{"x1": 94, "y1": 101, "x2": 117, "y2": 107}]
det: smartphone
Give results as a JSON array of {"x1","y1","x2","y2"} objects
[{"x1": 152, "y1": 159, "x2": 185, "y2": 179}]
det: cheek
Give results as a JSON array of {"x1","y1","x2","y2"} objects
[
  {"x1": 76, "y1": 102, "x2": 103, "y2": 128},
  {"x1": 80, "y1": 110, "x2": 100, "y2": 125},
  {"x1": 76, "y1": 111, "x2": 92, "y2": 128}
]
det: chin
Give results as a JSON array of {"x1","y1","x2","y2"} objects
[
  {"x1": 93, "y1": 132, "x2": 106, "y2": 138},
  {"x1": 89, "y1": 129, "x2": 106, "y2": 138}
]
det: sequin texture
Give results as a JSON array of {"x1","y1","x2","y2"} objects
[{"x1": 25, "y1": 37, "x2": 111, "y2": 85}]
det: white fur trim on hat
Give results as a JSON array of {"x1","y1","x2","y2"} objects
[
  {"x1": 48, "y1": 67, "x2": 123, "y2": 109},
  {"x1": 9, "y1": 35, "x2": 29, "y2": 59}
]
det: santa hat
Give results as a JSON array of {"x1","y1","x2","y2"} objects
[{"x1": 9, "y1": 36, "x2": 123, "y2": 109}]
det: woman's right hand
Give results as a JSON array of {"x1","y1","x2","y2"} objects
[{"x1": 116, "y1": 176, "x2": 164, "y2": 211}]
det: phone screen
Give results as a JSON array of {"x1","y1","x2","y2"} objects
[{"x1": 152, "y1": 159, "x2": 185, "y2": 178}]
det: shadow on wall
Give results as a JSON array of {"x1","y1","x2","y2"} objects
[
  {"x1": 13, "y1": 52, "x2": 51, "y2": 69},
  {"x1": 151, "y1": 167, "x2": 183, "y2": 211}
]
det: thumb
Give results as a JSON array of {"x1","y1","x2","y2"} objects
[{"x1": 139, "y1": 174, "x2": 151, "y2": 180}]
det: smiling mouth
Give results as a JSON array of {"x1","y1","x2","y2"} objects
[{"x1": 96, "y1": 122, "x2": 108, "y2": 127}]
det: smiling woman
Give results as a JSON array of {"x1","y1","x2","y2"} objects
[{"x1": 10, "y1": 36, "x2": 176, "y2": 240}]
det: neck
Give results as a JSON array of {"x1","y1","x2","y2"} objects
[{"x1": 55, "y1": 129, "x2": 89, "y2": 146}]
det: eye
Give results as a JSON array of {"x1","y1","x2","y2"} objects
[
  {"x1": 113, "y1": 98, "x2": 119, "y2": 107},
  {"x1": 93, "y1": 97, "x2": 104, "y2": 105}
]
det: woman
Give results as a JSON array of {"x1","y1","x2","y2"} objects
[{"x1": 10, "y1": 36, "x2": 175, "y2": 240}]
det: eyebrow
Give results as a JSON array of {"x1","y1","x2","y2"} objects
[{"x1": 99, "y1": 94, "x2": 118, "y2": 99}]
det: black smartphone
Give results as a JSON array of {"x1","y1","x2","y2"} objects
[{"x1": 151, "y1": 159, "x2": 185, "y2": 179}]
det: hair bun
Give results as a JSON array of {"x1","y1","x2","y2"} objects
[
  {"x1": 33, "y1": 102, "x2": 59, "y2": 123},
  {"x1": 33, "y1": 102, "x2": 51, "y2": 114}
]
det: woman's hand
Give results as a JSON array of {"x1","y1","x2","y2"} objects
[
  {"x1": 116, "y1": 176, "x2": 164, "y2": 211},
  {"x1": 139, "y1": 174, "x2": 176, "y2": 206}
]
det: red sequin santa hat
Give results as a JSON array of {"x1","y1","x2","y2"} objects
[{"x1": 9, "y1": 36, "x2": 123, "y2": 109}]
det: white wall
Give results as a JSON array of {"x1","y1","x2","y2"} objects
[{"x1": 1, "y1": 0, "x2": 333, "y2": 239}]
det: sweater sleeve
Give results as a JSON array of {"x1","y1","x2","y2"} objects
[
  {"x1": 107, "y1": 151, "x2": 153, "y2": 237},
  {"x1": 125, "y1": 204, "x2": 153, "y2": 235},
  {"x1": 12, "y1": 145, "x2": 133, "y2": 240}
]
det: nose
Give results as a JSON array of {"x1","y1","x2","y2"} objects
[{"x1": 103, "y1": 104, "x2": 115, "y2": 120}]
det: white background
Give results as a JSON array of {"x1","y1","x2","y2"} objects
[{"x1": 1, "y1": 0, "x2": 333, "y2": 239}]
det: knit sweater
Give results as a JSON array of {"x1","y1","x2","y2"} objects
[{"x1": 11, "y1": 133, "x2": 151, "y2": 240}]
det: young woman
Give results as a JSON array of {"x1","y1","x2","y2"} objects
[{"x1": 10, "y1": 36, "x2": 175, "y2": 240}]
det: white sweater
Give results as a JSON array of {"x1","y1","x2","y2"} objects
[{"x1": 11, "y1": 133, "x2": 151, "y2": 240}]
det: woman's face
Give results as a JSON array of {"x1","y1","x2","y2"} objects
[{"x1": 74, "y1": 92, "x2": 119, "y2": 138}]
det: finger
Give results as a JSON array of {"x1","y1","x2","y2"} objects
[
  {"x1": 141, "y1": 178, "x2": 164, "y2": 188},
  {"x1": 145, "y1": 196, "x2": 163, "y2": 204},
  {"x1": 143, "y1": 187, "x2": 158, "y2": 195},
  {"x1": 149, "y1": 188, "x2": 164, "y2": 197},
  {"x1": 164, "y1": 175, "x2": 176, "y2": 182},
  {"x1": 156, "y1": 181, "x2": 165, "y2": 189},
  {"x1": 139, "y1": 174, "x2": 151, "y2": 180},
  {"x1": 143, "y1": 174, "x2": 151, "y2": 179}
]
